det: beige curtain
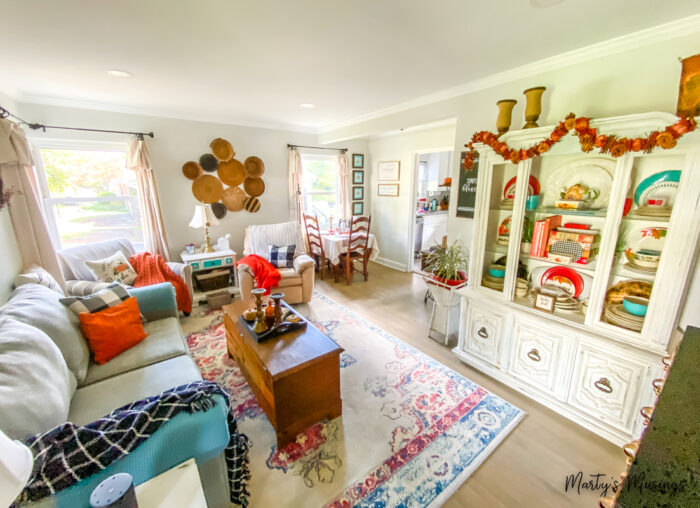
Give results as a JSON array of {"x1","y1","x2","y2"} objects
[
  {"x1": 338, "y1": 152, "x2": 350, "y2": 220},
  {"x1": 0, "y1": 118, "x2": 66, "y2": 288},
  {"x1": 126, "y1": 138, "x2": 171, "y2": 261},
  {"x1": 288, "y1": 148, "x2": 304, "y2": 222}
]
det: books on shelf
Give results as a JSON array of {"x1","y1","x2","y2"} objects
[{"x1": 531, "y1": 215, "x2": 562, "y2": 257}]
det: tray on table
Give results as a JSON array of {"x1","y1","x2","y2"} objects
[{"x1": 239, "y1": 301, "x2": 308, "y2": 343}]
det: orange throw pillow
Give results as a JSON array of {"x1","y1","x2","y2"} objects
[{"x1": 78, "y1": 297, "x2": 147, "y2": 364}]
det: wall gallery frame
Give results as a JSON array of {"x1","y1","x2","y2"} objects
[
  {"x1": 352, "y1": 201, "x2": 364, "y2": 215},
  {"x1": 352, "y1": 153, "x2": 364, "y2": 168},
  {"x1": 353, "y1": 186, "x2": 364, "y2": 200},
  {"x1": 377, "y1": 160, "x2": 400, "y2": 181},
  {"x1": 352, "y1": 170, "x2": 364, "y2": 184},
  {"x1": 377, "y1": 183, "x2": 399, "y2": 197}
]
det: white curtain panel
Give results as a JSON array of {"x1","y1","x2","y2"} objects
[
  {"x1": 126, "y1": 138, "x2": 171, "y2": 261},
  {"x1": 338, "y1": 152, "x2": 350, "y2": 220},
  {"x1": 0, "y1": 118, "x2": 66, "y2": 289},
  {"x1": 288, "y1": 148, "x2": 304, "y2": 222}
]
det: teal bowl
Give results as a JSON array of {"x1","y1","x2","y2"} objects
[
  {"x1": 622, "y1": 296, "x2": 649, "y2": 317},
  {"x1": 488, "y1": 264, "x2": 506, "y2": 278}
]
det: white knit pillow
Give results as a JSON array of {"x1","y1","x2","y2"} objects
[
  {"x1": 14, "y1": 266, "x2": 64, "y2": 295},
  {"x1": 85, "y1": 251, "x2": 138, "y2": 285}
]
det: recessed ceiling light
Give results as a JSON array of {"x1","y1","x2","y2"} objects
[
  {"x1": 299, "y1": 103, "x2": 315, "y2": 109},
  {"x1": 530, "y1": 0, "x2": 565, "y2": 7},
  {"x1": 107, "y1": 69, "x2": 132, "y2": 78}
]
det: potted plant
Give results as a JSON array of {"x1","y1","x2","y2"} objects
[
  {"x1": 521, "y1": 218, "x2": 534, "y2": 254},
  {"x1": 425, "y1": 239, "x2": 469, "y2": 286}
]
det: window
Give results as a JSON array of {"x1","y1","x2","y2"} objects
[
  {"x1": 301, "y1": 154, "x2": 340, "y2": 227},
  {"x1": 33, "y1": 142, "x2": 144, "y2": 250}
]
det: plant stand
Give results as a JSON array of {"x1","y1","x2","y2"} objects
[{"x1": 423, "y1": 276, "x2": 467, "y2": 347}]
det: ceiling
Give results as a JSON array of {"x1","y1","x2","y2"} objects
[{"x1": 1, "y1": 1, "x2": 698, "y2": 132}]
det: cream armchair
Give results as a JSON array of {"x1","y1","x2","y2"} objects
[{"x1": 238, "y1": 221, "x2": 315, "y2": 307}]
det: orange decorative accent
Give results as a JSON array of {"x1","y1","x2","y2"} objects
[
  {"x1": 677, "y1": 53, "x2": 700, "y2": 118},
  {"x1": 462, "y1": 113, "x2": 697, "y2": 170},
  {"x1": 78, "y1": 297, "x2": 147, "y2": 364}
]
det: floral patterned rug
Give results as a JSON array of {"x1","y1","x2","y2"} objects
[{"x1": 181, "y1": 291, "x2": 524, "y2": 507}]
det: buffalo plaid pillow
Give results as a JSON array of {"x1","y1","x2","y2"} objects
[
  {"x1": 60, "y1": 283, "x2": 130, "y2": 315},
  {"x1": 269, "y1": 244, "x2": 296, "y2": 268}
]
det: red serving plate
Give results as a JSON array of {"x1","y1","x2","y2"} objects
[
  {"x1": 540, "y1": 266, "x2": 584, "y2": 298},
  {"x1": 503, "y1": 175, "x2": 541, "y2": 199}
]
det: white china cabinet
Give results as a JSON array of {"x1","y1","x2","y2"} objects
[{"x1": 454, "y1": 112, "x2": 700, "y2": 445}]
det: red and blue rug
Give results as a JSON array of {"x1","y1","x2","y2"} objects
[{"x1": 183, "y1": 291, "x2": 524, "y2": 507}]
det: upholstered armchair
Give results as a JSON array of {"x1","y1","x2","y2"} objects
[
  {"x1": 238, "y1": 221, "x2": 315, "y2": 307},
  {"x1": 56, "y1": 238, "x2": 194, "y2": 298}
]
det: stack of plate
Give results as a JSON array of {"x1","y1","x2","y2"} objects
[
  {"x1": 624, "y1": 260, "x2": 657, "y2": 274},
  {"x1": 605, "y1": 304, "x2": 644, "y2": 332},
  {"x1": 482, "y1": 273, "x2": 504, "y2": 291},
  {"x1": 500, "y1": 199, "x2": 514, "y2": 209},
  {"x1": 527, "y1": 287, "x2": 582, "y2": 313},
  {"x1": 635, "y1": 205, "x2": 671, "y2": 219},
  {"x1": 515, "y1": 278, "x2": 528, "y2": 297}
]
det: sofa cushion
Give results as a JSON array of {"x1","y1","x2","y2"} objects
[
  {"x1": 277, "y1": 268, "x2": 302, "y2": 287},
  {"x1": 60, "y1": 282, "x2": 130, "y2": 316},
  {"x1": 69, "y1": 355, "x2": 202, "y2": 426},
  {"x1": 0, "y1": 317, "x2": 77, "y2": 440},
  {"x1": 85, "y1": 251, "x2": 138, "y2": 285},
  {"x1": 57, "y1": 238, "x2": 136, "y2": 282},
  {"x1": 269, "y1": 244, "x2": 296, "y2": 268},
  {"x1": 14, "y1": 265, "x2": 64, "y2": 295},
  {"x1": 81, "y1": 317, "x2": 187, "y2": 386},
  {"x1": 2, "y1": 284, "x2": 90, "y2": 383}
]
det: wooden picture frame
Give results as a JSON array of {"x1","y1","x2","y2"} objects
[
  {"x1": 377, "y1": 183, "x2": 399, "y2": 197},
  {"x1": 533, "y1": 290, "x2": 555, "y2": 313},
  {"x1": 352, "y1": 186, "x2": 364, "y2": 200},
  {"x1": 352, "y1": 153, "x2": 364, "y2": 168},
  {"x1": 377, "y1": 160, "x2": 400, "y2": 181},
  {"x1": 352, "y1": 201, "x2": 364, "y2": 215},
  {"x1": 352, "y1": 170, "x2": 364, "y2": 185}
]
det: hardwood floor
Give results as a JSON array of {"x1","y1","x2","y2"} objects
[{"x1": 315, "y1": 262, "x2": 625, "y2": 508}]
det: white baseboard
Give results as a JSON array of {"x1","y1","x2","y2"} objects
[{"x1": 374, "y1": 256, "x2": 408, "y2": 272}]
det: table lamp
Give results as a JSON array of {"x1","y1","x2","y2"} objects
[
  {"x1": 0, "y1": 429, "x2": 34, "y2": 507},
  {"x1": 189, "y1": 204, "x2": 219, "y2": 253}
]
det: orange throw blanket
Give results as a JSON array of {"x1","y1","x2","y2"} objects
[
  {"x1": 236, "y1": 254, "x2": 281, "y2": 294},
  {"x1": 129, "y1": 252, "x2": 192, "y2": 314}
]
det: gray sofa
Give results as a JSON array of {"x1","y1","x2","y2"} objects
[
  {"x1": 0, "y1": 282, "x2": 233, "y2": 507},
  {"x1": 56, "y1": 238, "x2": 194, "y2": 300}
]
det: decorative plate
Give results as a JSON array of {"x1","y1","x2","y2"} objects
[
  {"x1": 544, "y1": 158, "x2": 615, "y2": 208},
  {"x1": 634, "y1": 170, "x2": 681, "y2": 206},
  {"x1": 605, "y1": 280, "x2": 653, "y2": 305},
  {"x1": 540, "y1": 266, "x2": 584, "y2": 298},
  {"x1": 623, "y1": 227, "x2": 667, "y2": 262},
  {"x1": 498, "y1": 215, "x2": 530, "y2": 238},
  {"x1": 503, "y1": 175, "x2": 541, "y2": 199}
]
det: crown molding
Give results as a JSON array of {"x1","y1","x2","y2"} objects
[
  {"x1": 12, "y1": 93, "x2": 320, "y2": 134},
  {"x1": 321, "y1": 14, "x2": 700, "y2": 135}
]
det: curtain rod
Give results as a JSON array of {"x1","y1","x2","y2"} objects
[
  {"x1": 287, "y1": 143, "x2": 347, "y2": 153},
  {"x1": 0, "y1": 105, "x2": 154, "y2": 139}
]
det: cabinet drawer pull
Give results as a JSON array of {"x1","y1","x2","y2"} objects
[
  {"x1": 652, "y1": 378, "x2": 664, "y2": 395},
  {"x1": 526, "y1": 348, "x2": 541, "y2": 362},
  {"x1": 477, "y1": 327, "x2": 489, "y2": 339},
  {"x1": 640, "y1": 406, "x2": 654, "y2": 426},
  {"x1": 594, "y1": 377, "x2": 613, "y2": 393}
]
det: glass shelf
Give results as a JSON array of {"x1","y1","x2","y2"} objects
[
  {"x1": 526, "y1": 207, "x2": 608, "y2": 217},
  {"x1": 512, "y1": 296, "x2": 586, "y2": 325},
  {"x1": 622, "y1": 213, "x2": 670, "y2": 223},
  {"x1": 487, "y1": 243, "x2": 597, "y2": 275}
]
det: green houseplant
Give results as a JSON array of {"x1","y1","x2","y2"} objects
[{"x1": 426, "y1": 239, "x2": 469, "y2": 286}]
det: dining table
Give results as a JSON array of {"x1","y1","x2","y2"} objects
[{"x1": 320, "y1": 230, "x2": 380, "y2": 266}]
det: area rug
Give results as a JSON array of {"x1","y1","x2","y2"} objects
[{"x1": 181, "y1": 291, "x2": 525, "y2": 507}]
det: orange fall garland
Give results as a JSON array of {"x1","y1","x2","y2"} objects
[{"x1": 462, "y1": 113, "x2": 697, "y2": 170}]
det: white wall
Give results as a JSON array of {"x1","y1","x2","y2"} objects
[
  {"x1": 367, "y1": 124, "x2": 456, "y2": 269},
  {"x1": 14, "y1": 102, "x2": 368, "y2": 258},
  {"x1": 0, "y1": 210, "x2": 23, "y2": 304}
]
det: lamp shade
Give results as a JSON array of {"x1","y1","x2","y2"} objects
[
  {"x1": 188, "y1": 204, "x2": 220, "y2": 229},
  {"x1": 0, "y1": 429, "x2": 33, "y2": 506}
]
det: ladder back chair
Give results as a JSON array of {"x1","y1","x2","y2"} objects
[
  {"x1": 336, "y1": 215, "x2": 372, "y2": 285},
  {"x1": 302, "y1": 213, "x2": 328, "y2": 279}
]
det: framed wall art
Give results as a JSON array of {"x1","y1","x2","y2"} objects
[
  {"x1": 377, "y1": 160, "x2": 400, "y2": 181},
  {"x1": 352, "y1": 186, "x2": 364, "y2": 200},
  {"x1": 352, "y1": 170, "x2": 364, "y2": 184},
  {"x1": 352, "y1": 153, "x2": 364, "y2": 168},
  {"x1": 352, "y1": 201, "x2": 364, "y2": 215},
  {"x1": 377, "y1": 183, "x2": 399, "y2": 197}
]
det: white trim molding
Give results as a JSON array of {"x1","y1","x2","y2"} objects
[{"x1": 374, "y1": 256, "x2": 408, "y2": 272}]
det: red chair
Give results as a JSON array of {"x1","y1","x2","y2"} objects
[
  {"x1": 303, "y1": 214, "x2": 329, "y2": 279},
  {"x1": 336, "y1": 215, "x2": 372, "y2": 285}
]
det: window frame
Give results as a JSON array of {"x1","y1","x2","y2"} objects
[
  {"x1": 29, "y1": 138, "x2": 142, "y2": 249},
  {"x1": 299, "y1": 153, "x2": 341, "y2": 225}
]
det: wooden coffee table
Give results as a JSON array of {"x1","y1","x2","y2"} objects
[{"x1": 223, "y1": 300, "x2": 343, "y2": 447}]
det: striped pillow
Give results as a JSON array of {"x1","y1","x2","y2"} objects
[
  {"x1": 60, "y1": 283, "x2": 130, "y2": 315},
  {"x1": 65, "y1": 280, "x2": 111, "y2": 297}
]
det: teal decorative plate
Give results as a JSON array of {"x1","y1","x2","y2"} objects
[{"x1": 634, "y1": 170, "x2": 681, "y2": 205}]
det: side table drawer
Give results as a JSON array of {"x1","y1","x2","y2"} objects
[
  {"x1": 568, "y1": 343, "x2": 645, "y2": 431},
  {"x1": 508, "y1": 319, "x2": 565, "y2": 394},
  {"x1": 463, "y1": 303, "x2": 504, "y2": 366}
]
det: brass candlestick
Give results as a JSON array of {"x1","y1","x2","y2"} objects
[
  {"x1": 270, "y1": 292, "x2": 284, "y2": 327},
  {"x1": 522, "y1": 86, "x2": 546, "y2": 129},
  {"x1": 251, "y1": 288, "x2": 268, "y2": 334}
]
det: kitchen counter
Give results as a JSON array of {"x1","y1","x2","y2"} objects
[{"x1": 416, "y1": 210, "x2": 448, "y2": 218}]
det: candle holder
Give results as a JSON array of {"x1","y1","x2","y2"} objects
[
  {"x1": 496, "y1": 99, "x2": 517, "y2": 134},
  {"x1": 270, "y1": 292, "x2": 284, "y2": 327},
  {"x1": 251, "y1": 288, "x2": 268, "y2": 334},
  {"x1": 522, "y1": 86, "x2": 546, "y2": 129}
]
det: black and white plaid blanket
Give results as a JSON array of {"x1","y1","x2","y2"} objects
[{"x1": 14, "y1": 380, "x2": 250, "y2": 506}]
